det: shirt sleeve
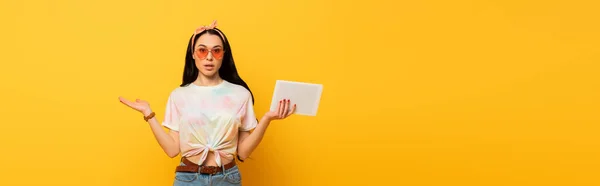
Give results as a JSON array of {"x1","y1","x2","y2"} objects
[
  {"x1": 161, "y1": 92, "x2": 181, "y2": 131},
  {"x1": 239, "y1": 94, "x2": 258, "y2": 131}
]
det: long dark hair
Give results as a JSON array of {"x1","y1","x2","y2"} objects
[{"x1": 181, "y1": 28, "x2": 254, "y2": 104}]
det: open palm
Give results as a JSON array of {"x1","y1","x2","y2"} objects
[{"x1": 119, "y1": 96, "x2": 152, "y2": 115}]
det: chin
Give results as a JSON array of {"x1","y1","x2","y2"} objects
[{"x1": 199, "y1": 70, "x2": 219, "y2": 77}]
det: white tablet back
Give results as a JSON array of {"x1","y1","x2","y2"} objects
[{"x1": 269, "y1": 80, "x2": 323, "y2": 116}]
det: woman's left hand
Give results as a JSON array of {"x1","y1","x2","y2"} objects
[{"x1": 264, "y1": 99, "x2": 296, "y2": 121}]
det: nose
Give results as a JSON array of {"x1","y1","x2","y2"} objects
[{"x1": 205, "y1": 51, "x2": 213, "y2": 61}]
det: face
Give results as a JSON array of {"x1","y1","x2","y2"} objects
[{"x1": 193, "y1": 33, "x2": 225, "y2": 78}]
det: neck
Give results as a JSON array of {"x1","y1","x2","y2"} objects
[{"x1": 194, "y1": 74, "x2": 223, "y2": 86}]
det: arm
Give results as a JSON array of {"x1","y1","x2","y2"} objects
[
  {"x1": 144, "y1": 109, "x2": 180, "y2": 158},
  {"x1": 119, "y1": 97, "x2": 180, "y2": 158},
  {"x1": 237, "y1": 99, "x2": 296, "y2": 161},
  {"x1": 236, "y1": 116, "x2": 272, "y2": 160}
]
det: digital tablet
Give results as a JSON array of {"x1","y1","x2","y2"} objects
[{"x1": 269, "y1": 80, "x2": 323, "y2": 116}]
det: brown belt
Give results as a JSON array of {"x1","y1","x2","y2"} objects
[{"x1": 176, "y1": 157, "x2": 236, "y2": 175}]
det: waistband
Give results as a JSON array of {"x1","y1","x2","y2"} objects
[{"x1": 176, "y1": 157, "x2": 236, "y2": 175}]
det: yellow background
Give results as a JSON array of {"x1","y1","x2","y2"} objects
[{"x1": 1, "y1": 0, "x2": 599, "y2": 185}]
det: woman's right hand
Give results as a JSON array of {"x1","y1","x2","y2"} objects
[{"x1": 119, "y1": 96, "x2": 153, "y2": 116}]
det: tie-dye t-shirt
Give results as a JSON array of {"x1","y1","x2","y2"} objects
[{"x1": 161, "y1": 80, "x2": 257, "y2": 166}]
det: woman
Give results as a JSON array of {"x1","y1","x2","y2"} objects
[{"x1": 118, "y1": 20, "x2": 295, "y2": 186}]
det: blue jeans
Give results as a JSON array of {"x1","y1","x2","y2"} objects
[{"x1": 173, "y1": 162, "x2": 242, "y2": 186}]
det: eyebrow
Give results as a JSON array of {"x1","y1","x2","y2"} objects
[{"x1": 197, "y1": 44, "x2": 223, "y2": 48}]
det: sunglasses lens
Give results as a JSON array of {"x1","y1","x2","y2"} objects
[
  {"x1": 212, "y1": 48, "x2": 224, "y2": 59},
  {"x1": 195, "y1": 48, "x2": 209, "y2": 59}
]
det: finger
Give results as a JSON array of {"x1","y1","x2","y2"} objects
[
  {"x1": 276, "y1": 99, "x2": 281, "y2": 118},
  {"x1": 286, "y1": 103, "x2": 297, "y2": 117},
  {"x1": 119, "y1": 97, "x2": 137, "y2": 110},
  {"x1": 282, "y1": 99, "x2": 290, "y2": 117},
  {"x1": 278, "y1": 99, "x2": 285, "y2": 119}
]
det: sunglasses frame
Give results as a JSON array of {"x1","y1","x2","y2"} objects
[{"x1": 194, "y1": 46, "x2": 225, "y2": 60}]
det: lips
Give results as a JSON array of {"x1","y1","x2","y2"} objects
[{"x1": 203, "y1": 64, "x2": 215, "y2": 70}]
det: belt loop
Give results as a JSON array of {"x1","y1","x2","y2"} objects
[{"x1": 221, "y1": 163, "x2": 229, "y2": 181}]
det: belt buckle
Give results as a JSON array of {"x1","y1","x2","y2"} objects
[{"x1": 199, "y1": 166, "x2": 219, "y2": 175}]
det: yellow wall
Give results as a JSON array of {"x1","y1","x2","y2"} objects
[{"x1": 1, "y1": 0, "x2": 599, "y2": 185}]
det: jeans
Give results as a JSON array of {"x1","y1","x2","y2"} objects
[{"x1": 173, "y1": 162, "x2": 242, "y2": 186}]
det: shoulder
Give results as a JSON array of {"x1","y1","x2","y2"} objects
[
  {"x1": 224, "y1": 81, "x2": 252, "y2": 99},
  {"x1": 168, "y1": 85, "x2": 191, "y2": 99}
]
